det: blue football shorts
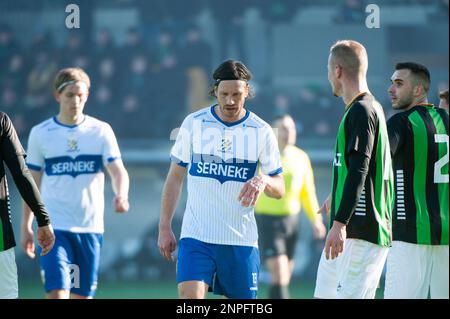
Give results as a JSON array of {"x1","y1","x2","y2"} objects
[
  {"x1": 176, "y1": 237, "x2": 260, "y2": 299},
  {"x1": 38, "y1": 229, "x2": 103, "y2": 297}
]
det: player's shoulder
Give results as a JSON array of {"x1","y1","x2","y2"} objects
[
  {"x1": 246, "y1": 111, "x2": 272, "y2": 131},
  {"x1": 435, "y1": 106, "x2": 449, "y2": 120},
  {"x1": 182, "y1": 106, "x2": 214, "y2": 125},
  {"x1": 0, "y1": 112, "x2": 12, "y2": 136},
  {"x1": 30, "y1": 116, "x2": 57, "y2": 133},
  {"x1": 190, "y1": 106, "x2": 211, "y2": 119},
  {"x1": 352, "y1": 94, "x2": 378, "y2": 112},
  {"x1": 0, "y1": 111, "x2": 11, "y2": 127},
  {"x1": 349, "y1": 94, "x2": 386, "y2": 122},
  {"x1": 0, "y1": 111, "x2": 8, "y2": 121},
  {"x1": 84, "y1": 115, "x2": 112, "y2": 129},
  {"x1": 387, "y1": 110, "x2": 410, "y2": 126}
]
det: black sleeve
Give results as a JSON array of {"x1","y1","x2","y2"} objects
[
  {"x1": 334, "y1": 151, "x2": 370, "y2": 225},
  {"x1": 0, "y1": 113, "x2": 50, "y2": 227},
  {"x1": 334, "y1": 103, "x2": 375, "y2": 225},
  {"x1": 345, "y1": 103, "x2": 377, "y2": 158},
  {"x1": 387, "y1": 114, "x2": 406, "y2": 157}
]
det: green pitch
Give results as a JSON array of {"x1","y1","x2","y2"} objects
[{"x1": 19, "y1": 279, "x2": 317, "y2": 299}]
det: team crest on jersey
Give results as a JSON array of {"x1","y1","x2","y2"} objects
[
  {"x1": 67, "y1": 137, "x2": 79, "y2": 152},
  {"x1": 219, "y1": 138, "x2": 233, "y2": 153}
]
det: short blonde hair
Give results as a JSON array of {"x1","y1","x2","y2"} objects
[
  {"x1": 439, "y1": 89, "x2": 449, "y2": 103},
  {"x1": 330, "y1": 40, "x2": 368, "y2": 78},
  {"x1": 53, "y1": 67, "x2": 91, "y2": 93}
]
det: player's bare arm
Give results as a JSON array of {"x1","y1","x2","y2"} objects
[
  {"x1": 158, "y1": 163, "x2": 187, "y2": 262},
  {"x1": 106, "y1": 159, "x2": 130, "y2": 213}
]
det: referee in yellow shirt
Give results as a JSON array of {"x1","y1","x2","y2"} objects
[{"x1": 256, "y1": 114, "x2": 326, "y2": 299}]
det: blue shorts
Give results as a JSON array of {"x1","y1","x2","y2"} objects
[
  {"x1": 38, "y1": 230, "x2": 103, "y2": 297},
  {"x1": 176, "y1": 237, "x2": 260, "y2": 299}
]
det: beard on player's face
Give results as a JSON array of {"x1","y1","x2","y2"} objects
[{"x1": 392, "y1": 95, "x2": 414, "y2": 110}]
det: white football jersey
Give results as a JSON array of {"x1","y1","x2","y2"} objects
[
  {"x1": 171, "y1": 105, "x2": 282, "y2": 247},
  {"x1": 26, "y1": 116, "x2": 121, "y2": 233}
]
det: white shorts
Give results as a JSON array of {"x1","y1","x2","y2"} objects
[
  {"x1": 0, "y1": 248, "x2": 18, "y2": 299},
  {"x1": 384, "y1": 241, "x2": 449, "y2": 299},
  {"x1": 314, "y1": 238, "x2": 388, "y2": 299}
]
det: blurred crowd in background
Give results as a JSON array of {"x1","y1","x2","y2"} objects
[
  {"x1": 1, "y1": 0, "x2": 448, "y2": 284},
  {"x1": 1, "y1": 0, "x2": 448, "y2": 141}
]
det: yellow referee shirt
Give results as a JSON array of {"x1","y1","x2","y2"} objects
[{"x1": 255, "y1": 145, "x2": 320, "y2": 222}]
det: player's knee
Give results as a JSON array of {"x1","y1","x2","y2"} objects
[
  {"x1": 70, "y1": 293, "x2": 92, "y2": 299},
  {"x1": 47, "y1": 289, "x2": 70, "y2": 299},
  {"x1": 178, "y1": 282, "x2": 207, "y2": 299}
]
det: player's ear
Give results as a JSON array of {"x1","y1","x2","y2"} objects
[
  {"x1": 214, "y1": 86, "x2": 218, "y2": 98},
  {"x1": 335, "y1": 64, "x2": 342, "y2": 79},
  {"x1": 412, "y1": 83, "x2": 422, "y2": 98},
  {"x1": 53, "y1": 90, "x2": 61, "y2": 103}
]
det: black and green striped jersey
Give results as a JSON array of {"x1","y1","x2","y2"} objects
[
  {"x1": 329, "y1": 93, "x2": 394, "y2": 246},
  {"x1": 387, "y1": 104, "x2": 449, "y2": 245}
]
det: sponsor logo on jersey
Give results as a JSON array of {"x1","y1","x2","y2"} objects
[
  {"x1": 45, "y1": 155, "x2": 103, "y2": 177},
  {"x1": 189, "y1": 153, "x2": 257, "y2": 184}
]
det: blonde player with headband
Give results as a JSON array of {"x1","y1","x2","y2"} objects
[{"x1": 21, "y1": 67, "x2": 130, "y2": 299}]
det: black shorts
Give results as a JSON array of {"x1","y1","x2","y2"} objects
[{"x1": 255, "y1": 214, "x2": 299, "y2": 261}]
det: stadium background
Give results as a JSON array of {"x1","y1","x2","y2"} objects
[{"x1": 1, "y1": 0, "x2": 448, "y2": 298}]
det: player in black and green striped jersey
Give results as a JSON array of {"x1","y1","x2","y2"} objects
[
  {"x1": 314, "y1": 40, "x2": 394, "y2": 299},
  {"x1": 384, "y1": 62, "x2": 449, "y2": 299}
]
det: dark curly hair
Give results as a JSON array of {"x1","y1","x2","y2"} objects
[{"x1": 209, "y1": 60, "x2": 254, "y2": 98}]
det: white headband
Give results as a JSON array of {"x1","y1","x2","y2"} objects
[{"x1": 56, "y1": 80, "x2": 77, "y2": 93}]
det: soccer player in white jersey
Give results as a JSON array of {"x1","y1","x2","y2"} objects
[
  {"x1": 158, "y1": 60, "x2": 285, "y2": 299},
  {"x1": 20, "y1": 67, "x2": 130, "y2": 299}
]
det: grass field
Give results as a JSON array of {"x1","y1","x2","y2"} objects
[
  {"x1": 18, "y1": 279, "x2": 385, "y2": 299},
  {"x1": 18, "y1": 279, "x2": 317, "y2": 299}
]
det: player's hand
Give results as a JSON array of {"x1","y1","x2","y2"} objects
[
  {"x1": 37, "y1": 224, "x2": 55, "y2": 257},
  {"x1": 114, "y1": 195, "x2": 129, "y2": 213},
  {"x1": 317, "y1": 194, "x2": 331, "y2": 215},
  {"x1": 21, "y1": 225, "x2": 36, "y2": 258},
  {"x1": 312, "y1": 218, "x2": 327, "y2": 240},
  {"x1": 238, "y1": 175, "x2": 267, "y2": 207},
  {"x1": 158, "y1": 226, "x2": 177, "y2": 262},
  {"x1": 324, "y1": 221, "x2": 346, "y2": 260}
]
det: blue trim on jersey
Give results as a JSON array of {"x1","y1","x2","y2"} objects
[
  {"x1": 170, "y1": 155, "x2": 189, "y2": 167},
  {"x1": 107, "y1": 156, "x2": 121, "y2": 163},
  {"x1": 268, "y1": 167, "x2": 283, "y2": 176},
  {"x1": 210, "y1": 105, "x2": 250, "y2": 127},
  {"x1": 53, "y1": 115, "x2": 86, "y2": 128},
  {"x1": 27, "y1": 163, "x2": 42, "y2": 171},
  {"x1": 44, "y1": 155, "x2": 104, "y2": 177},
  {"x1": 189, "y1": 153, "x2": 257, "y2": 184}
]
